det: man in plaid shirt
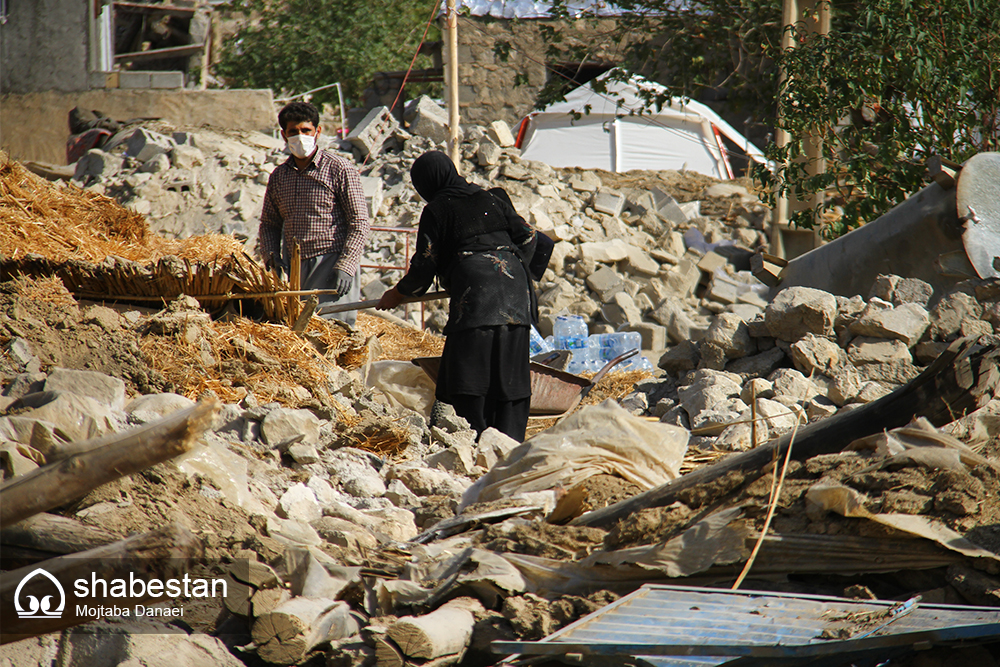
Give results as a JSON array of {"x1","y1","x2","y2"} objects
[{"x1": 259, "y1": 101, "x2": 371, "y2": 326}]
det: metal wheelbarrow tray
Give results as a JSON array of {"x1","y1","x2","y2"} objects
[{"x1": 411, "y1": 349, "x2": 638, "y2": 416}]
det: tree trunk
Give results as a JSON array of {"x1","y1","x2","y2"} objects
[
  {"x1": 252, "y1": 597, "x2": 358, "y2": 664},
  {"x1": 0, "y1": 512, "x2": 117, "y2": 560},
  {"x1": 386, "y1": 598, "x2": 481, "y2": 660},
  {"x1": 572, "y1": 337, "x2": 1000, "y2": 529},
  {"x1": 0, "y1": 400, "x2": 218, "y2": 528}
]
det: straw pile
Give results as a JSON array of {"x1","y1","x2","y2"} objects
[
  {"x1": 356, "y1": 312, "x2": 445, "y2": 361},
  {"x1": 1, "y1": 156, "x2": 289, "y2": 321}
]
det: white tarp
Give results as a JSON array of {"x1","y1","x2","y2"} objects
[
  {"x1": 518, "y1": 70, "x2": 767, "y2": 179},
  {"x1": 449, "y1": 0, "x2": 628, "y2": 18}
]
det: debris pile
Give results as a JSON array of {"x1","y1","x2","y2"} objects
[{"x1": 2, "y1": 102, "x2": 1000, "y2": 665}]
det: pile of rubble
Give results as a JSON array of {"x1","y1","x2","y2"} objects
[{"x1": 4, "y1": 99, "x2": 1000, "y2": 665}]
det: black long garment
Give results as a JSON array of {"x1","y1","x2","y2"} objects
[{"x1": 397, "y1": 187, "x2": 537, "y2": 401}]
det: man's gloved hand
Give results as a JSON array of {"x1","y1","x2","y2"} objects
[{"x1": 333, "y1": 269, "x2": 353, "y2": 296}]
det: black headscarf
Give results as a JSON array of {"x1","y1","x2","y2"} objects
[{"x1": 410, "y1": 151, "x2": 482, "y2": 202}]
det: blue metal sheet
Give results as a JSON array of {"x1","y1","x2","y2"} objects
[{"x1": 494, "y1": 584, "x2": 1000, "y2": 666}]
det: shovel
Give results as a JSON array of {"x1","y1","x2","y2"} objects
[{"x1": 314, "y1": 290, "x2": 449, "y2": 316}]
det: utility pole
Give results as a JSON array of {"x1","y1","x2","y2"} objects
[
  {"x1": 445, "y1": 0, "x2": 461, "y2": 171},
  {"x1": 771, "y1": 0, "x2": 830, "y2": 259}
]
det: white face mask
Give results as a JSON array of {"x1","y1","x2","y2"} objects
[{"x1": 286, "y1": 133, "x2": 316, "y2": 159}]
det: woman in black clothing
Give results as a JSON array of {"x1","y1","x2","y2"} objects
[{"x1": 377, "y1": 151, "x2": 537, "y2": 441}]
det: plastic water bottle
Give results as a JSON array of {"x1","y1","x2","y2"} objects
[
  {"x1": 566, "y1": 346, "x2": 598, "y2": 374},
  {"x1": 553, "y1": 314, "x2": 588, "y2": 350},
  {"x1": 529, "y1": 325, "x2": 552, "y2": 355}
]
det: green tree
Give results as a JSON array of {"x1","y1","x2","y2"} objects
[
  {"x1": 763, "y1": 0, "x2": 1000, "y2": 235},
  {"x1": 215, "y1": 0, "x2": 440, "y2": 109}
]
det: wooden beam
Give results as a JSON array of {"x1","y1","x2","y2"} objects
[
  {"x1": 114, "y1": 43, "x2": 204, "y2": 64},
  {"x1": 0, "y1": 400, "x2": 218, "y2": 529}
]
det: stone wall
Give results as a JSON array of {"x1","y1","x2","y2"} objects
[
  {"x1": 451, "y1": 17, "x2": 626, "y2": 127},
  {"x1": 1, "y1": 89, "x2": 277, "y2": 165},
  {"x1": 0, "y1": 0, "x2": 90, "y2": 94}
]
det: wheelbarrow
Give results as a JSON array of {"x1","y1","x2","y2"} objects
[{"x1": 411, "y1": 348, "x2": 639, "y2": 417}]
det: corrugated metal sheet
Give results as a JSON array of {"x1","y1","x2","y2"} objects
[{"x1": 495, "y1": 584, "x2": 1000, "y2": 666}]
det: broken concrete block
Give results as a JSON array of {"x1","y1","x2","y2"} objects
[
  {"x1": 346, "y1": 106, "x2": 399, "y2": 158},
  {"x1": 288, "y1": 444, "x2": 321, "y2": 465},
  {"x1": 726, "y1": 347, "x2": 786, "y2": 379},
  {"x1": 387, "y1": 464, "x2": 467, "y2": 497},
  {"x1": 704, "y1": 183, "x2": 750, "y2": 198},
  {"x1": 895, "y1": 277, "x2": 934, "y2": 307},
  {"x1": 827, "y1": 366, "x2": 863, "y2": 406},
  {"x1": 592, "y1": 190, "x2": 625, "y2": 216},
  {"x1": 663, "y1": 256, "x2": 701, "y2": 299},
  {"x1": 138, "y1": 153, "x2": 171, "y2": 174},
  {"x1": 657, "y1": 196, "x2": 690, "y2": 226},
  {"x1": 849, "y1": 301, "x2": 930, "y2": 347},
  {"x1": 127, "y1": 127, "x2": 176, "y2": 163},
  {"x1": 697, "y1": 251, "x2": 728, "y2": 277},
  {"x1": 126, "y1": 393, "x2": 196, "y2": 422},
  {"x1": 765, "y1": 286, "x2": 838, "y2": 342},
  {"x1": 426, "y1": 441, "x2": 476, "y2": 476},
  {"x1": 261, "y1": 408, "x2": 321, "y2": 447},
  {"x1": 678, "y1": 369, "x2": 743, "y2": 427},
  {"x1": 266, "y1": 515, "x2": 322, "y2": 547},
  {"x1": 343, "y1": 473, "x2": 388, "y2": 498},
  {"x1": 477, "y1": 140, "x2": 502, "y2": 166},
  {"x1": 789, "y1": 333, "x2": 843, "y2": 376},
  {"x1": 478, "y1": 427, "x2": 519, "y2": 462},
  {"x1": 579, "y1": 239, "x2": 629, "y2": 263},
  {"x1": 621, "y1": 322, "x2": 667, "y2": 351},
  {"x1": 407, "y1": 96, "x2": 452, "y2": 144},
  {"x1": 360, "y1": 175, "x2": 384, "y2": 218},
  {"x1": 45, "y1": 368, "x2": 126, "y2": 412},
  {"x1": 706, "y1": 272, "x2": 745, "y2": 305},
  {"x1": 74, "y1": 149, "x2": 122, "y2": 182},
  {"x1": 385, "y1": 478, "x2": 419, "y2": 507},
  {"x1": 623, "y1": 246, "x2": 660, "y2": 277},
  {"x1": 586, "y1": 265, "x2": 625, "y2": 302},
  {"x1": 703, "y1": 313, "x2": 752, "y2": 360},
  {"x1": 601, "y1": 292, "x2": 643, "y2": 327},
  {"x1": 487, "y1": 120, "x2": 516, "y2": 147},
  {"x1": 3, "y1": 372, "x2": 46, "y2": 399},
  {"x1": 867, "y1": 274, "x2": 900, "y2": 302},
  {"x1": 568, "y1": 172, "x2": 601, "y2": 192},
  {"x1": 312, "y1": 516, "x2": 379, "y2": 550}
]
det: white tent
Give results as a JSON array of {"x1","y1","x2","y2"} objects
[{"x1": 517, "y1": 71, "x2": 767, "y2": 179}]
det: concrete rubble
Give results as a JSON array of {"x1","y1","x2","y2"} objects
[{"x1": 3, "y1": 97, "x2": 1000, "y2": 665}]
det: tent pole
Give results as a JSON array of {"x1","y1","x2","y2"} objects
[{"x1": 446, "y1": 0, "x2": 461, "y2": 171}]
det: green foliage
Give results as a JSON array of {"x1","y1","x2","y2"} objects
[
  {"x1": 759, "y1": 0, "x2": 1000, "y2": 234},
  {"x1": 542, "y1": 0, "x2": 1000, "y2": 236},
  {"x1": 215, "y1": 0, "x2": 440, "y2": 109}
]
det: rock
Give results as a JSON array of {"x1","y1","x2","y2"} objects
[
  {"x1": 477, "y1": 140, "x2": 502, "y2": 166},
  {"x1": 755, "y1": 397, "x2": 799, "y2": 436},
  {"x1": 55, "y1": 625, "x2": 245, "y2": 667},
  {"x1": 361, "y1": 175, "x2": 385, "y2": 218},
  {"x1": 663, "y1": 256, "x2": 702, "y2": 298},
  {"x1": 6, "y1": 338, "x2": 40, "y2": 374},
  {"x1": 928, "y1": 291, "x2": 983, "y2": 340},
  {"x1": 765, "y1": 287, "x2": 838, "y2": 342},
  {"x1": 312, "y1": 516, "x2": 379, "y2": 550},
  {"x1": 703, "y1": 313, "x2": 752, "y2": 360},
  {"x1": 127, "y1": 127, "x2": 176, "y2": 162},
  {"x1": 915, "y1": 340, "x2": 949, "y2": 364},
  {"x1": 651, "y1": 298, "x2": 707, "y2": 343},
  {"x1": 288, "y1": 443, "x2": 321, "y2": 465},
  {"x1": 406, "y1": 96, "x2": 452, "y2": 144},
  {"x1": 171, "y1": 144, "x2": 205, "y2": 170},
  {"x1": 806, "y1": 395, "x2": 838, "y2": 420},
  {"x1": 487, "y1": 120, "x2": 516, "y2": 147},
  {"x1": 346, "y1": 106, "x2": 399, "y2": 158},
  {"x1": 43, "y1": 368, "x2": 126, "y2": 412},
  {"x1": 847, "y1": 337, "x2": 912, "y2": 365},
  {"x1": 740, "y1": 378, "x2": 774, "y2": 403},
  {"x1": 477, "y1": 427, "x2": 519, "y2": 462},
  {"x1": 623, "y1": 246, "x2": 660, "y2": 277},
  {"x1": 592, "y1": 189, "x2": 625, "y2": 216},
  {"x1": 768, "y1": 368, "x2": 821, "y2": 403},
  {"x1": 426, "y1": 439, "x2": 476, "y2": 476},
  {"x1": 278, "y1": 483, "x2": 323, "y2": 523},
  {"x1": 307, "y1": 475, "x2": 339, "y2": 505},
  {"x1": 725, "y1": 347, "x2": 785, "y2": 379},
  {"x1": 893, "y1": 277, "x2": 934, "y2": 307},
  {"x1": 387, "y1": 464, "x2": 468, "y2": 497},
  {"x1": 867, "y1": 274, "x2": 900, "y2": 302},
  {"x1": 704, "y1": 183, "x2": 749, "y2": 198},
  {"x1": 658, "y1": 340, "x2": 700, "y2": 374},
  {"x1": 324, "y1": 501, "x2": 418, "y2": 541},
  {"x1": 827, "y1": 366, "x2": 863, "y2": 406},
  {"x1": 855, "y1": 381, "x2": 892, "y2": 403},
  {"x1": 586, "y1": 266, "x2": 625, "y2": 302},
  {"x1": 385, "y1": 478, "x2": 420, "y2": 506},
  {"x1": 3, "y1": 372, "x2": 46, "y2": 399},
  {"x1": 849, "y1": 300, "x2": 930, "y2": 346},
  {"x1": 126, "y1": 393, "x2": 196, "y2": 423},
  {"x1": 261, "y1": 408, "x2": 321, "y2": 447},
  {"x1": 678, "y1": 369, "x2": 743, "y2": 429},
  {"x1": 789, "y1": 333, "x2": 843, "y2": 376},
  {"x1": 74, "y1": 149, "x2": 122, "y2": 182}
]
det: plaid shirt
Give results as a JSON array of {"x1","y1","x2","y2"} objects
[{"x1": 259, "y1": 149, "x2": 371, "y2": 274}]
